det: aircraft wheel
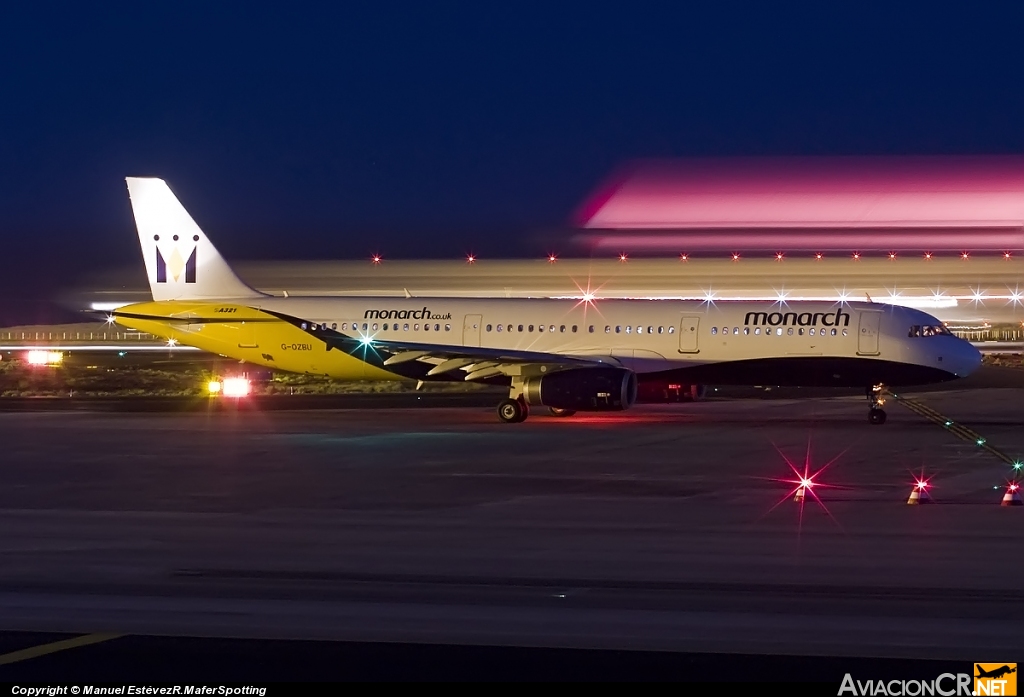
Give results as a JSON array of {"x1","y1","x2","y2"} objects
[
  {"x1": 868, "y1": 408, "x2": 887, "y2": 425},
  {"x1": 497, "y1": 398, "x2": 527, "y2": 423},
  {"x1": 548, "y1": 407, "x2": 576, "y2": 417}
]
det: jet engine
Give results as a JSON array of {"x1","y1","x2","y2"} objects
[{"x1": 523, "y1": 367, "x2": 638, "y2": 411}]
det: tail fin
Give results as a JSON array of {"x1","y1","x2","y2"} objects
[{"x1": 126, "y1": 177, "x2": 263, "y2": 301}]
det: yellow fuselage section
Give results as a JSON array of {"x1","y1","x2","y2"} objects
[{"x1": 114, "y1": 301, "x2": 400, "y2": 380}]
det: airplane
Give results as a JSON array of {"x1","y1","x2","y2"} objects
[
  {"x1": 976, "y1": 665, "x2": 1016, "y2": 680},
  {"x1": 110, "y1": 177, "x2": 983, "y2": 424}
]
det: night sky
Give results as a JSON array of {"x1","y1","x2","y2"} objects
[{"x1": 3, "y1": 4, "x2": 1024, "y2": 323}]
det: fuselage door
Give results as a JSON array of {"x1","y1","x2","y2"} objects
[
  {"x1": 678, "y1": 316, "x2": 700, "y2": 353},
  {"x1": 463, "y1": 314, "x2": 483, "y2": 347},
  {"x1": 857, "y1": 311, "x2": 882, "y2": 356},
  {"x1": 237, "y1": 320, "x2": 259, "y2": 348}
]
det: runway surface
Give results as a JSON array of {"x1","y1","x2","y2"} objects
[{"x1": 1, "y1": 390, "x2": 1022, "y2": 679}]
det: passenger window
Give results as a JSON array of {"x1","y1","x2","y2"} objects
[
  {"x1": 507, "y1": 325, "x2": 513, "y2": 333},
  {"x1": 755, "y1": 327, "x2": 761, "y2": 335},
  {"x1": 434, "y1": 324, "x2": 440, "y2": 331},
  {"x1": 528, "y1": 325, "x2": 534, "y2": 332},
  {"x1": 497, "y1": 324, "x2": 503, "y2": 332},
  {"x1": 424, "y1": 324, "x2": 430, "y2": 331},
  {"x1": 743, "y1": 327, "x2": 749, "y2": 335},
  {"x1": 572, "y1": 325, "x2": 578, "y2": 332},
  {"x1": 616, "y1": 326, "x2": 622, "y2": 333},
  {"x1": 798, "y1": 328, "x2": 804, "y2": 335},
  {"x1": 372, "y1": 323, "x2": 378, "y2": 331},
  {"x1": 787, "y1": 328, "x2": 793, "y2": 335},
  {"x1": 414, "y1": 323, "x2": 420, "y2": 330},
  {"x1": 341, "y1": 323, "x2": 347, "y2": 330},
  {"x1": 362, "y1": 323, "x2": 368, "y2": 331},
  {"x1": 831, "y1": 328, "x2": 837, "y2": 336},
  {"x1": 383, "y1": 323, "x2": 389, "y2": 330},
  {"x1": 625, "y1": 326, "x2": 632, "y2": 334},
  {"x1": 404, "y1": 323, "x2": 409, "y2": 331},
  {"x1": 331, "y1": 323, "x2": 337, "y2": 330},
  {"x1": 842, "y1": 329, "x2": 847, "y2": 336},
  {"x1": 589, "y1": 326, "x2": 595, "y2": 333},
  {"x1": 809, "y1": 328, "x2": 815, "y2": 336},
  {"x1": 518, "y1": 325, "x2": 524, "y2": 332},
  {"x1": 776, "y1": 328, "x2": 782, "y2": 336},
  {"x1": 637, "y1": 326, "x2": 643, "y2": 334},
  {"x1": 668, "y1": 326, "x2": 675, "y2": 334},
  {"x1": 560, "y1": 325, "x2": 566, "y2": 333},
  {"x1": 550, "y1": 325, "x2": 556, "y2": 332},
  {"x1": 445, "y1": 324, "x2": 451, "y2": 331},
  {"x1": 658, "y1": 326, "x2": 664, "y2": 334},
  {"x1": 605, "y1": 326, "x2": 611, "y2": 333},
  {"x1": 711, "y1": 327, "x2": 718, "y2": 335},
  {"x1": 539, "y1": 324, "x2": 545, "y2": 332},
  {"x1": 486, "y1": 324, "x2": 492, "y2": 332}
]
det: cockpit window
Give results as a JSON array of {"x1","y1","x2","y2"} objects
[{"x1": 908, "y1": 324, "x2": 953, "y2": 337}]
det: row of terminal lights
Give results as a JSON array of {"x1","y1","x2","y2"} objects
[{"x1": 369, "y1": 252, "x2": 1016, "y2": 264}]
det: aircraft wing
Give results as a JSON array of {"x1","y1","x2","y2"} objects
[{"x1": 264, "y1": 310, "x2": 615, "y2": 380}]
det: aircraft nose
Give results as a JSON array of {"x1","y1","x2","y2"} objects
[{"x1": 945, "y1": 338, "x2": 982, "y2": 377}]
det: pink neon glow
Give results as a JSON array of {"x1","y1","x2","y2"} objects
[{"x1": 574, "y1": 157, "x2": 1024, "y2": 251}]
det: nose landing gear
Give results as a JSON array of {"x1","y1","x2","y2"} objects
[{"x1": 867, "y1": 385, "x2": 887, "y2": 425}]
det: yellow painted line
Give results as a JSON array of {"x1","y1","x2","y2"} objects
[
  {"x1": 0, "y1": 633, "x2": 122, "y2": 665},
  {"x1": 887, "y1": 392, "x2": 1020, "y2": 467}
]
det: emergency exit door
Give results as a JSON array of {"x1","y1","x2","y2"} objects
[
  {"x1": 463, "y1": 314, "x2": 482, "y2": 347},
  {"x1": 678, "y1": 316, "x2": 700, "y2": 353},
  {"x1": 237, "y1": 320, "x2": 258, "y2": 348}
]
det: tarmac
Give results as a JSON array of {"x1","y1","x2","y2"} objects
[{"x1": 1, "y1": 386, "x2": 1023, "y2": 680}]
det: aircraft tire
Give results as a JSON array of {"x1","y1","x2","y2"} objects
[
  {"x1": 548, "y1": 407, "x2": 577, "y2": 417},
  {"x1": 868, "y1": 408, "x2": 887, "y2": 425},
  {"x1": 498, "y1": 398, "x2": 527, "y2": 423}
]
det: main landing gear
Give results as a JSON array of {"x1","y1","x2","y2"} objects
[
  {"x1": 867, "y1": 385, "x2": 887, "y2": 425},
  {"x1": 548, "y1": 407, "x2": 576, "y2": 417},
  {"x1": 497, "y1": 397, "x2": 528, "y2": 423}
]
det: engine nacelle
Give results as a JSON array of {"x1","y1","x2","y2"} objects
[
  {"x1": 523, "y1": 368, "x2": 638, "y2": 411},
  {"x1": 636, "y1": 381, "x2": 707, "y2": 403}
]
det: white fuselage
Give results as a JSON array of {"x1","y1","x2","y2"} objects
[{"x1": 247, "y1": 296, "x2": 981, "y2": 385}]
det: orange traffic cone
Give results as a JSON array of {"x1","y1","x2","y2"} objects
[
  {"x1": 907, "y1": 482, "x2": 933, "y2": 504},
  {"x1": 1001, "y1": 483, "x2": 1023, "y2": 506}
]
